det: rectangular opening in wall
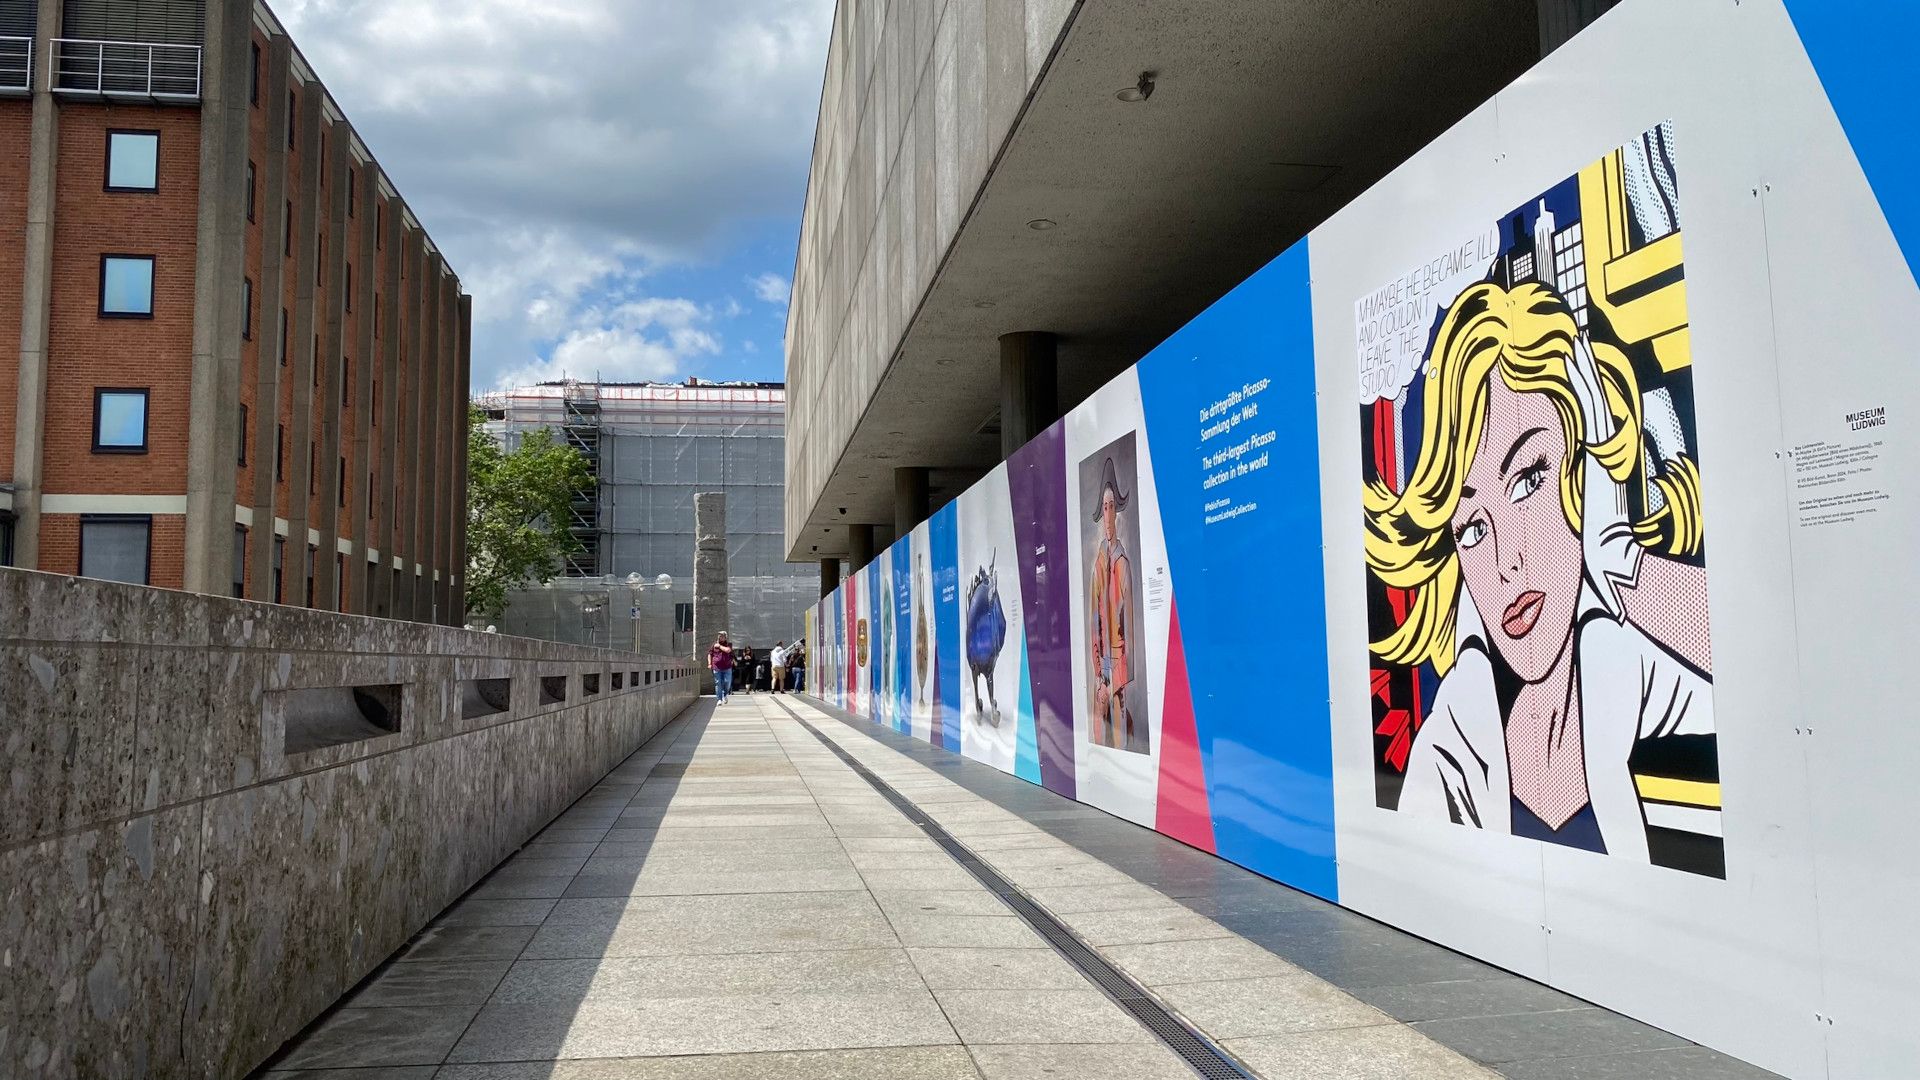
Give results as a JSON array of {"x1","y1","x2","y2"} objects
[
  {"x1": 539, "y1": 675, "x2": 566, "y2": 705},
  {"x1": 582, "y1": 673, "x2": 601, "y2": 696},
  {"x1": 459, "y1": 677, "x2": 511, "y2": 719},
  {"x1": 611, "y1": 672, "x2": 624, "y2": 690},
  {"x1": 630, "y1": 669, "x2": 640, "y2": 687},
  {"x1": 280, "y1": 684, "x2": 402, "y2": 755}
]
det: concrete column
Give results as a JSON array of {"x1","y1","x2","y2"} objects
[
  {"x1": 998, "y1": 331, "x2": 1058, "y2": 459},
  {"x1": 893, "y1": 466, "x2": 929, "y2": 536},
  {"x1": 368, "y1": 196, "x2": 404, "y2": 618},
  {"x1": 433, "y1": 274, "x2": 457, "y2": 624},
  {"x1": 285, "y1": 87, "x2": 326, "y2": 606},
  {"x1": 248, "y1": 35, "x2": 293, "y2": 603},
  {"x1": 416, "y1": 256, "x2": 445, "y2": 622},
  {"x1": 183, "y1": 0, "x2": 254, "y2": 595},
  {"x1": 314, "y1": 116, "x2": 350, "y2": 611},
  {"x1": 393, "y1": 228, "x2": 424, "y2": 622},
  {"x1": 348, "y1": 157, "x2": 379, "y2": 615},
  {"x1": 450, "y1": 293, "x2": 472, "y2": 622},
  {"x1": 8, "y1": 0, "x2": 62, "y2": 568},
  {"x1": 820, "y1": 557, "x2": 841, "y2": 598},
  {"x1": 693, "y1": 491, "x2": 729, "y2": 693},
  {"x1": 847, "y1": 523, "x2": 875, "y2": 569},
  {"x1": 1537, "y1": 0, "x2": 1616, "y2": 54}
]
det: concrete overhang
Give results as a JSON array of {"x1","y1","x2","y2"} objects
[{"x1": 785, "y1": 0, "x2": 1542, "y2": 561}]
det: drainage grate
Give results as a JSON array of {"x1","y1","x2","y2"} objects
[{"x1": 772, "y1": 699, "x2": 1256, "y2": 1080}]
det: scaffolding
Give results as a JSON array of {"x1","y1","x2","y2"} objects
[{"x1": 483, "y1": 379, "x2": 815, "y2": 652}]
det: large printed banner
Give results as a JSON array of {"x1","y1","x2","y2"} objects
[{"x1": 812, "y1": 3, "x2": 1919, "y2": 1076}]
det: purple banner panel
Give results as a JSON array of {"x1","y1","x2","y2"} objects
[{"x1": 1009, "y1": 420, "x2": 1076, "y2": 798}]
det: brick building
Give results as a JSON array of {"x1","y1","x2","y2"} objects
[{"x1": 0, "y1": 0, "x2": 471, "y2": 623}]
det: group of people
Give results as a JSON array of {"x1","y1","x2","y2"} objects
[{"x1": 706, "y1": 632, "x2": 807, "y2": 704}]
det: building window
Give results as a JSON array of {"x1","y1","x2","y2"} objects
[
  {"x1": 347, "y1": 169, "x2": 356, "y2": 216},
  {"x1": 305, "y1": 544, "x2": 316, "y2": 607},
  {"x1": 79, "y1": 516, "x2": 150, "y2": 585},
  {"x1": 273, "y1": 535, "x2": 285, "y2": 602},
  {"x1": 342, "y1": 357, "x2": 351, "y2": 406},
  {"x1": 376, "y1": 203, "x2": 383, "y2": 248},
  {"x1": 233, "y1": 526, "x2": 248, "y2": 597},
  {"x1": 288, "y1": 91, "x2": 297, "y2": 148},
  {"x1": 309, "y1": 445, "x2": 316, "y2": 494},
  {"x1": 99, "y1": 255, "x2": 155, "y2": 318},
  {"x1": 105, "y1": 130, "x2": 159, "y2": 192},
  {"x1": 242, "y1": 277, "x2": 253, "y2": 339},
  {"x1": 344, "y1": 262, "x2": 352, "y2": 310},
  {"x1": 367, "y1": 471, "x2": 375, "y2": 515},
  {"x1": 280, "y1": 308, "x2": 289, "y2": 366},
  {"x1": 250, "y1": 42, "x2": 260, "y2": 105},
  {"x1": 317, "y1": 232, "x2": 325, "y2": 274},
  {"x1": 246, "y1": 160, "x2": 256, "y2": 221},
  {"x1": 238, "y1": 403, "x2": 248, "y2": 465},
  {"x1": 92, "y1": 388, "x2": 149, "y2": 453},
  {"x1": 284, "y1": 201, "x2": 293, "y2": 256},
  {"x1": 276, "y1": 424, "x2": 285, "y2": 481},
  {"x1": 313, "y1": 336, "x2": 320, "y2": 385},
  {"x1": 2, "y1": 515, "x2": 13, "y2": 567},
  {"x1": 338, "y1": 456, "x2": 347, "y2": 507},
  {"x1": 373, "y1": 294, "x2": 380, "y2": 335}
]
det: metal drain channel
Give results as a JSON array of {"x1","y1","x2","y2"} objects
[{"x1": 772, "y1": 699, "x2": 1256, "y2": 1080}]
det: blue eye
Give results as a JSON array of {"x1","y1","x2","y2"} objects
[
  {"x1": 1508, "y1": 463, "x2": 1547, "y2": 504},
  {"x1": 1455, "y1": 520, "x2": 1489, "y2": 550}
]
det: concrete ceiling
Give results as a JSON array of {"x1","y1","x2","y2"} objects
[{"x1": 793, "y1": 0, "x2": 1541, "y2": 559}]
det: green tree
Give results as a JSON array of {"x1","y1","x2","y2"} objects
[{"x1": 464, "y1": 406, "x2": 592, "y2": 621}]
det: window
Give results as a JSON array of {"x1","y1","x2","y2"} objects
[
  {"x1": 284, "y1": 201, "x2": 292, "y2": 256},
  {"x1": 376, "y1": 203, "x2": 383, "y2": 248},
  {"x1": 273, "y1": 535, "x2": 285, "y2": 603},
  {"x1": 313, "y1": 336, "x2": 320, "y2": 385},
  {"x1": 279, "y1": 308, "x2": 288, "y2": 366},
  {"x1": 344, "y1": 262, "x2": 352, "y2": 310},
  {"x1": 288, "y1": 91, "x2": 296, "y2": 148},
  {"x1": 79, "y1": 516, "x2": 150, "y2": 585},
  {"x1": 242, "y1": 277, "x2": 253, "y2": 339},
  {"x1": 92, "y1": 389, "x2": 148, "y2": 453},
  {"x1": 342, "y1": 357, "x2": 351, "y2": 406},
  {"x1": 347, "y1": 169, "x2": 356, "y2": 216},
  {"x1": 276, "y1": 424, "x2": 285, "y2": 481},
  {"x1": 319, "y1": 133, "x2": 327, "y2": 178},
  {"x1": 238, "y1": 403, "x2": 248, "y2": 465},
  {"x1": 250, "y1": 42, "x2": 260, "y2": 105},
  {"x1": 373, "y1": 294, "x2": 380, "y2": 335},
  {"x1": 309, "y1": 445, "x2": 316, "y2": 493},
  {"x1": 305, "y1": 544, "x2": 316, "y2": 607},
  {"x1": 105, "y1": 130, "x2": 159, "y2": 192},
  {"x1": 99, "y1": 255, "x2": 155, "y2": 317},
  {"x1": 317, "y1": 232, "x2": 325, "y2": 274},
  {"x1": 367, "y1": 471, "x2": 375, "y2": 515},
  {"x1": 232, "y1": 526, "x2": 248, "y2": 598},
  {"x1": 246, "y1": 160, "x2": 256, "y2": 221},
  {"x1": 338, "y1": 456, "x2": 346, "y2": 508}
]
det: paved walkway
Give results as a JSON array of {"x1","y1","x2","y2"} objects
[{"x1": 260, "y1": 693, "x2": 1775, "y2": 1079}]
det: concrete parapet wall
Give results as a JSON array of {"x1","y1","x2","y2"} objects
[{"x1": 0, "y1": 567, "x2": 699, "y2": 1078}]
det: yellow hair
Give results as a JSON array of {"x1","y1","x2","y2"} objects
[{"x1": 1363, "y1": 281, "x2": 1702, "y2": 676}]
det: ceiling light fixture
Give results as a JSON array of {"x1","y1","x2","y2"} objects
[
  {"x1": 1116, "y1": 71, "x2": 1155, "y2": 102},
  {"x1": 1026, "y1": 218, "x2": 1057, "y2": 231}
]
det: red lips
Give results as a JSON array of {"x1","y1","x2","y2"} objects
[{"x1": 1502, "y1": 590, "x2": 1546, "y2": 639}]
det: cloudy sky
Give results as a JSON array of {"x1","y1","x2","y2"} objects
[{"x1": 275, "y1": 0, "x2": 831, "y2": 390}]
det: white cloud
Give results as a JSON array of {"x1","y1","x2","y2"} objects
[
  {"x1": 493, "y1": 295, "x2": 724, "y2": 388},
  {"x1": 748, "y1": 272, "x2": 792, "y2": 306},
  {"x1": 273, "y1": 0, "x2": 830, "y2": 387}
]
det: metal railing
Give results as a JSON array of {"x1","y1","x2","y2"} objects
[
  {"x1": 0, "y1": 36, "x2": 30, "y2": 94},
  {"x1": 53, "y1": 38, "x2": 201, "y2": 100}
]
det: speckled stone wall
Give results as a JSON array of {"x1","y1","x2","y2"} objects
[{"x1": 0, "y1": 567, "x2": 698, "y2": 1078}]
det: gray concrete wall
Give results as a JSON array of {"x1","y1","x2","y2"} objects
[
  {"x1": 783, "y1": 0, "x2": 1077, "y2": 551},
  {"x1": 0, "y1": 567, "x2": 698, "y2": 1078}
]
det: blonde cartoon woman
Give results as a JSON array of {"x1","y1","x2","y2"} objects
[{"x1": 1365, "y1": 281, "x2": 1716, "y2": 866}]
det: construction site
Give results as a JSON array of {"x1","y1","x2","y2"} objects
[{"x1": 476, "y1": 380, "x2": 815, "y2": 655}]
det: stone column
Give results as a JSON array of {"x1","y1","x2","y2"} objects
[
  {"x1": 693, "y1": 491, "x2": 729, "y2": 694},
  {"x1": 893, "y1": 466, "x2": 929, "y2": 536},
  {"x1": 247, "y1": 35, "x2": 293, "y2": 603},
  {"x1": 847, "y1": 523, "x2": 874, "y2": 570},
  {"x1": 820, "y1": 557, "x2": 841, "y2": 599},
  {"x1": 999, "y1": 331, "x2": 1058, "y2": 460}
]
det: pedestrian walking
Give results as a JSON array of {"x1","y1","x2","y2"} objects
[
  {"x1": 737, "y1": 646, "x2": 756, "y2": 695},
  {"x1": 770, "y1": 640, "x2": 789, "y2": 694},
  {"x1": 708, "y1": 632, "x2": 736, "y2": 704}
]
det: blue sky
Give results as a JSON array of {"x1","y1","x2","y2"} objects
[{"x1": 275, "y1": 0, "x2": 831, "y2": 389}]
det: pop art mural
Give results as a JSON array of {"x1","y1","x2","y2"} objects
[
  {"x1": 809, "y1": 3, "x2": 1920, "y2": 1075},
  {"x1": 1359, "y1": 123, "x2": 1722, "y2": 877}
]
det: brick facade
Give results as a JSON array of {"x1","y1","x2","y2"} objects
[{"x1": 1, "y1": 2, "x2": 469, "y2": 624}]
